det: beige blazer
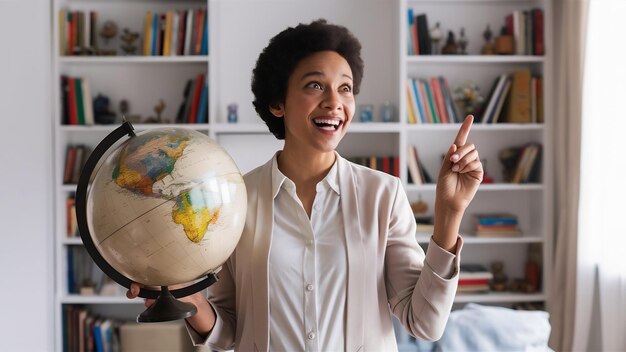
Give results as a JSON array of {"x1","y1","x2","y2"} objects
[{"x1": 189, "y1": 154, "x2": 461, "y2": 351}]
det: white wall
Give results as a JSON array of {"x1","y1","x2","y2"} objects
[{"x1": 0, "y1": 0, "x2": 53, "y2": 350}]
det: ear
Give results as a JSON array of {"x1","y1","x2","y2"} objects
[{"x1": 269, "y1": 102, "x2": 285, "y2": 118}]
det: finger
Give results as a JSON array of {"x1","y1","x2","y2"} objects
[
  {"x1": 441, "y1": 144, "x2": 457, "y2": 170},
  {"x1": 452, "y1": 150, "x2": 479, "y2": 172},
  {"x1": 450, "y1": 143, "x2": 476, "y2": 163},
  {"x1": 459, "y1": 160, "x2": 484, "y2": 176},
  {"x1": 453, "y1": 115, "x2": 474, "y2": 147}
]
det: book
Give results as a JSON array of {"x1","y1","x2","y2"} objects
[
  {"x1": 196, "y1": 82, "x2": 208, "y2": 123},
  {"x1": 481, "y1": 74, "x2": 508, "y2": 124},
  {"x1": 188, "y1": 73, "x2": 204, "y2": 123},
  {"x1": 490, "y1": 78, "x2": 512, "y2": 123},
  {"x1": 407, "y1": 145, "x2": 423, "y2": 184},
  {"x1": 143, "y1": 12, "x2": 152, "y2": 55},
  {"x1": 504, "y1": 69, "x2": 531, "y2": 123},
  {"x1": 81, "y1": 78, "x2": 94, "y2": 125}
]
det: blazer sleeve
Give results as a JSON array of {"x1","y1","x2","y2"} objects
[
  {"x1": 384, "y1": 178, "x2": 462, "y2": 341},
  {"x1": 184, "y1": 257, "x2": 237, "y2": 351}
]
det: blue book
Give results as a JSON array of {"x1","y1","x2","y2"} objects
[
  {"x1": 196, "y1": 83, "x2": 208, "y2": 123},
  {"x1": 151, "y1": 13, "x2": 158, "y2": 56},
  {"x1": 411, "y1": 79, "x2": 425, "y2": 123},
  {"x1": 477, "y1": 214, "x2": 518, "y2": 225},
  {"x1": 200, "y1": 13, "x2": 208, "y2": 55}
]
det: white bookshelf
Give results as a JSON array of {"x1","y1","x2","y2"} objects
[
  {"x1": 398, "y1": 0, "x2": 554, "y2": 326},
  {"x1": 51, "y1": 0, "x2": 553, "y2": 350}
]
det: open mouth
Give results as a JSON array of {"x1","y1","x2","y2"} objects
[{"x1": 312, "y1": 118, "x2": 343, "y2": 131}]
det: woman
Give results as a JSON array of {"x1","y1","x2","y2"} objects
[{"x1": 128, "y1": 19, "x2": 482, "y2": 351}]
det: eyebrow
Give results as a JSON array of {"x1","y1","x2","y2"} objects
[{"x1": 300, "y1": 71, "x2": 353, "y2": 81}]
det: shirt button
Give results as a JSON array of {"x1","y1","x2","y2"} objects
[
  {"x1": 307, "y1": 332, "x2": 316, "y2": 340},
  {"x1": 307, "y1": 239, "x2": 314, "y2": 246},
  {"x1": 306, "y1": 284, "x2": 314, "y2": 291},
  {"x1": 314, "y1": 203, "x2": 321, "y2": 210}
]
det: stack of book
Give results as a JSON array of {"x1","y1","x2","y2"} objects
[
  {"x1": 407, "y1": 145, "x2": 433, "y2": 185},
  {"x1": 474, "y1": 213, "x2": 521, "y2": 237},
  {"x1": 458, "y1": 264, "x2": 493, "y2": 293},
  {"x1": 406, "y1": 76, "x2": 459, "y2": 124},
  {"x1": 63, "y1": 145, "x2": 90, "y2": 184},
  {"x1": 347, "y1": 156, "x2": 399, "y2": 177},
  {"x1": 499, "y1": 143, "x2": 542, "y2": 183}
]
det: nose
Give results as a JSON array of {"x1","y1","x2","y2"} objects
[{"x1": 321, "y1": 89, "x2": 342, "y2": 111}]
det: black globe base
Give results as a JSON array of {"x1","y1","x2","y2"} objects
[{"x1": 137, "y1": 286, "x2": 197, "y2": 323}]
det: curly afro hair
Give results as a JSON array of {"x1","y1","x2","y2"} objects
[{"x1": 251, "y1": 19, "x2": 364, "y2": 140}]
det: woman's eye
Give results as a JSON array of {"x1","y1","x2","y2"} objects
[
  {"x1": 342, "y1": 85, "x2": 352, "y2": 93},
  {"x1": 307, "y1": 82, "x2": 322, "y2": 90}
]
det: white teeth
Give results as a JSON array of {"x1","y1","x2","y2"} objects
[{"x1": 313, "y1": 119, "x2": 340, "y2": 126}]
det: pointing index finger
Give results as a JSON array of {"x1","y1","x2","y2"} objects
[{"x1": 454, "y1": 115, "x2": 474, "y2": 146}]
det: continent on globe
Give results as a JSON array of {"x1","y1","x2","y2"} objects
[
  {"x1": 113, "y1": 131, "x2": 190, "y2": 196},
  {"x1": 172, "y1": 190, "x2": 220, "y2": 243}
]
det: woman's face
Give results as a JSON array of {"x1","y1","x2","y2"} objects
[{"x1": 271, "y1": 50, "x2": 355, "y2": 155}]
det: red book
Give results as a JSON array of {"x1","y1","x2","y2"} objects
[
  {"x1": 177, "y1": 10, "x2": 187, "y2": 55},
  {"x1": 194, "y1": 9, "x2": 205, "y2": 55},
  {"x1": 67, "y1": 78, "x2": 78, "y2": 125},
  {"x1": 533, "y1": 9, "x2": 544, "y2": 55},
  {"x1": 430, "y1": 78, "x2": 449, "y2": 123},
  {"x1": 505, "y1": 14, "x2": 513, "y2": 36},
  {"x1": 64, "y1": 146, "x2": 76, "y2": 184},
  {"x1": 382, "y1": 157, "x2": 391, "y2": 175},
  {"x1": 459, "y1": 279, "x2": 490, "y2": 286},
  {"x1": 187, "y1": 73, "x2": 204, "y2": 123},
  {"x1": 393, "y1": 156, "x2": 400, "y2": 177}
]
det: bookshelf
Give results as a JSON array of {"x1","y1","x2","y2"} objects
[
  {"x1": 397, "y1": 0, "x2": 553, "y2": 348},
  {"x1": 51, "y1": 0, "x2": 553, "y2": 350}
]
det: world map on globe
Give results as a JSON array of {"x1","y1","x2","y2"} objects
[{"x1": 86, "y1": 128, "x2": 247, "y2": 286}]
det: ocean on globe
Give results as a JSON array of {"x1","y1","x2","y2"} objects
[{"x1": 86, "y1": 128, "x2": 247, "y2": 286}]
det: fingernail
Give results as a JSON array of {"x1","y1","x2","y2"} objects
[
  {"x1": 451, "y1": 154, "x2": 460, "y2": 162},
  {"x1": 452, "y1": 164, "x2": 460, "y2": 172}
]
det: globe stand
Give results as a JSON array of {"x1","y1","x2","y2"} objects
[{"x1": 137, "y1": 286, "x2": 197, "y2": 323}]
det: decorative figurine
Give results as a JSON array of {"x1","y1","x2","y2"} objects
[
  {"x1": 145, "y1": 99, "x2": 166, "y2": 123},
  {"x1": 457, "y1": 27, "x2": 468, "y2": 55},
  {"x1": 380, "y1": 101, "x2": 395, "y2": 122},
  {"x1": 495, "y1": 26, "x2": 515, "y2": 55},
  {"x1": 441, "y1": 31, "x2": 458, "y2": 55},
  {"x1": 93, "y1": 94, "x2": 116, "y2": 124},
  {"x1": 120, "y1": 28, "x2": 140, "y2": 55},
  {"x1": 358, "y1": 104, "x2": 374, "y2": 122},
  {"x1": 429, "y1": 22, "x2": 443, "y2": 55},
  {"x1": 490, "y1": 261, "x2": 508, "y2": 292},
  {"x1": 227, "y1": 103, "x2": 238, "y2": 123},
  {"x1": 97, "y1": 20, "x2": 118, "y2": 56},
  {"x1": 453, "y1": 81, "x2": 484, "y2": 116},
  {"x1": 481, "y1": 25, "x2": 495, "y2": 55},
  {"x1": 119, "y1": 99, "x2": 141, "y2": 123},
  {"x1": 410, "y1": 194, "x2": 428, "y2": 215}
]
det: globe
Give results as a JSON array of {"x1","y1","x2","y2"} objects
[{"x1": 75, "y1": 122, "x2": 246, "y2": 321}]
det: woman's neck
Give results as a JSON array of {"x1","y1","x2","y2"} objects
[{"x1": 277, "y1": 148, "x2": 336, "y2": 187}]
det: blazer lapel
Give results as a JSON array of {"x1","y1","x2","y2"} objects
[
  {"x1": 251, "y1": 159, "x2": 273, "y2": 352},
  {"x1": 338, "y1": 155, "x2": 366, "y2": 351}
]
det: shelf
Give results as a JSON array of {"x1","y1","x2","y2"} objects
[
  {"x1": 60, "y1": 184, "x2": 77, "y2": 192},
  {"x1": 58, "y1": 56, "x2": 209, "y2": 64},
  {"x1": 406, "y1": 183, "x2": 543, "y2": 192},
  {"x1": 406, "y1": 55, "x2": 545, "y2": 64},
  {"x1": 404, "y1": 123, "x2": 545, "y2": 131},
  {"x1": 62, "y1": 238, "x2": 83, "y2": 246},
  {"x1": 417, "y1": 234, "x2": 544, "y2": 244},
  {"x1": 59, "y1": 295, "x2": 141, "y2": 305},
  {"x1": 454, "y1": 292, "x2": 546, "y2": 303}
]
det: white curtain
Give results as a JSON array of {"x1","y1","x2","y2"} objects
[
  {"x1": 579, "y1": 1, "x2": 626, "y2": 351},
  {"x1": 548, "y1": 0, "x2": 588, "y2": 351}
]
